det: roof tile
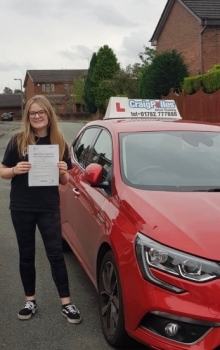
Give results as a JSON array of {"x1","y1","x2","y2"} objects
[
  {"x1": 25, "y1": 69, "x2": 87, "y2": 86},
  {"x1": 0, "y1": 94, "x2": 21, "y2": 107},
  {"x1": 181, "y1": 0, "x2": 220, "y2": 19}
]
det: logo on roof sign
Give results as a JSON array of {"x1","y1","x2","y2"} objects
[
  {"x1": 116, "y1": 102, "x2": 125, "y2": 112},
  {"x1": 129, "y1": 99, "x2": 176, "y2": 110},
  {"x1": 104, "y1": 97, "x2": 182, "y2": 121}
]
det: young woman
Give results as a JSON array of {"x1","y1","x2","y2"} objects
[{"x1": 0, "y1": 95, "x2": 81, "y2": 324}]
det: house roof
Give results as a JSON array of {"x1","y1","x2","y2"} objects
[
  {"x1": 150, "y1": 0, "x2": 220, "y2": 43},
  {"x1": 24, "y1": 69, "x2": 88, "y2": 87},
  {"x1": 0, "y1": 94, "x2": 21, "y2": 107},
  {"x1": 181, "y1": 0, "x2": 220, "y2": 20}
]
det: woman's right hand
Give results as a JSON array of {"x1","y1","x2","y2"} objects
[{"x1": 14, "y1": 162, "x2": 32, "y2": 175}]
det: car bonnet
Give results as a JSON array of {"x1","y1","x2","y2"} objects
[{"x1": 120, "y1": 186, "x2": 220, "y2": 261}]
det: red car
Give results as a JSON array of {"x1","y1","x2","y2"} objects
[{"x1": 59, "y1": 105, "x2": 220, "y2": 349}]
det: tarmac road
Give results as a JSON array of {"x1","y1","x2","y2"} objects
[
  {"x1": 0, "y1": 122, "x2": 149, "y2": 350},
  {"x1": 0, "y1": 120, "x2": 21, "y2": 137}
]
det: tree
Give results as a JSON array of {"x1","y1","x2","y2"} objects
[
  {"x1": 91, "y1": 45, "x2": 120, "y2": 110},
  {"x1": 126, "y1": 63, "x2": 142, "y2": 78},
  {"x1": 111, "y1": 64, "x2": 142, "y2": 98},
  {"x1": 72, "y1": 77, "x2": 85, "y2": 105},
  {"x1": 84, "y1": 53, "x2": 97, "y2": 113},
  {"x1": 139, "y1": 49, "x2": 189, "y2": 99},
  {"x1": 95, "y1": 80, "x2": 116, "y2": 110},
  {"x1": 138, "y1": 46, "x2": 157, "y2": 66},
  {"x1": 3, "y1": 87, "x2": 13, "y2": 94},
  {"x1": 138, "y1": 65, "x2": 151, "y2": 98}
]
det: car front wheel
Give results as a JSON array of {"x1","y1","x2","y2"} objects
[{"x1": 98, "y1": 251, "x2": 130, "y2": 348}]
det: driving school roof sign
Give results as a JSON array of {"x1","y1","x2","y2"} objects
[{"x1": 104, "y1": 97, "x2": 182, "y2": 121}]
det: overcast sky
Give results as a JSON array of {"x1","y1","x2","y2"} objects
[{"x1": 0, "y1": 0, "x2": 167, "y2": 93}]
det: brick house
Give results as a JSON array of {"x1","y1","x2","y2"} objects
[
  {"x1": 0, "y1": 94, "x2": 22, "y2": 119},
  {"x1": 24, "y1": 69, "x2": 87, "y2": 116},
  {"x1": 150, "y1": 0, "x2": 220, "y2": 76}
]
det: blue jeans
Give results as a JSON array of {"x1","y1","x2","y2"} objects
[{"x1": 11, "y1": 210, "x2": 70, "y2": 298}]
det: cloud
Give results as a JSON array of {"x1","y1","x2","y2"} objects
[
  {"x1": 0, "y1": 60, "x2": 28, "y2": 73},
  {"x1": 0, "y1": 0, "x2": 168, "y2": 92},
  {"x1": 0, "y1": 62, "x2": 19, "y2": 71},
  {"x1": 4, "y1": 0, "x2": 87, "y2": 18},
  {"x1": 4, "y1": 0, "x2": 136, "y2": 26},
  {"x1": 86, "y1": 3, "x2": 137, "y2": 27},
  {"x1": 59, "y1": 45, "x2": 94, "y2": 61},
  {"x1": 118, "y1": 30, "x2": 151, "y2": 66}
]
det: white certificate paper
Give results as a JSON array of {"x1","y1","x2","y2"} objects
[{"x1": 28, "y1": 145, "x2": 59, "y2": 186}]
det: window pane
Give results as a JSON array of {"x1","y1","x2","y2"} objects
[
  {"x1": 74, "y1": 128, "x2": 99, "y2": 167},
  {"x1": 42, "y1": 84, "x2": 45, "y2": 92},
  {"x1": 86, "y1": 130, "x2": 112, "y2": 180},
  {"x1": 120, "y1": 131, "x2": 220, "y2": 191}
]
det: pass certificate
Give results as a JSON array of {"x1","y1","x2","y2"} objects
[{"x1": 28, "y1": 145, "x2": 59, "y2": 186}]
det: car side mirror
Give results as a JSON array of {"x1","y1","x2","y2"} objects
[{"x1": 85, "y1": 163, "x2": 109, "y2": 188}]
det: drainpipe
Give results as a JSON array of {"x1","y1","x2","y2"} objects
[{"x1": 200, "y1": 25, "x2": 207, "y2": 74}]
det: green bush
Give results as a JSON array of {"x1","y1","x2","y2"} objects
[
  {"x1": 182, "y1": 75, "x2": 203, "y2": 94},
  {"x1": 202, "y1": 71, "x2": 220, "y2": 93},
  {"x1": 182, "y1": 68, "x2": 220, "y2": 94},
  {"x1": 138, "y1": 49, "x2": 189, "y2": 99},
  {"x1": 207, "y1": 64, "x2": 220, "y2": 72}
]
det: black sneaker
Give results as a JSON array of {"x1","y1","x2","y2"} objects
[
  {"x1": 18, "y1": 301, "x2": 37, "y2": 320},
  {"x1": 61, "y1": 304, "x2": 81, "y2": 324}
]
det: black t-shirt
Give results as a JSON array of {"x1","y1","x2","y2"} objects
[{"x1": 2, "y1": 134, "x2": 72, "y2": 212}]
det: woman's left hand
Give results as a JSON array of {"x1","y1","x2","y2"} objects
[{"x1": 58, "y1": 161, "x2": 68, "y2": 176}]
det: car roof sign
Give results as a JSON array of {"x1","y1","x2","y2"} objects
[{"x1": 104, "y1": 97, "x2": 182, "y2": 121}]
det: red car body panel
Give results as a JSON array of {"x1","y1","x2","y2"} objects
[{"x1": 59, "y1": 120, "x2": 220, "y2": 349}]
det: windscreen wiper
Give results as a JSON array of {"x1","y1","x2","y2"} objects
[{"x1": 193, "y1": 188, "x2": 220, "y2": 192}]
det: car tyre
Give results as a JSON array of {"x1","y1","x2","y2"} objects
[{"x1": 98, "y1": 251, "x2": 131, "y2": 348}]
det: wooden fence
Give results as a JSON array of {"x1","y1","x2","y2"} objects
[{"x1": 162, "y1": 88, "x2": 220, "y2": 123}]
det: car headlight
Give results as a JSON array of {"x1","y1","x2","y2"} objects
[{"x1": 135, "y1": 233, "x2": 220, "y2": 293}]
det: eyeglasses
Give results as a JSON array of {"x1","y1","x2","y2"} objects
[{"x1": 29, "y1": 110, "x2": 46, "y2": 118}]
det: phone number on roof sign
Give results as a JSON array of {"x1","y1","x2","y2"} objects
[{"x1": 131, "y1": 111, "x2": 177, "y2": 117}]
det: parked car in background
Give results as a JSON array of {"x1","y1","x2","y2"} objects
[
  {"x1": 1, "y1": 112, "x2": 13, "y2": 121},
  {"x1": 59, "y1": 98, "x2": 220, "y2": 350}
]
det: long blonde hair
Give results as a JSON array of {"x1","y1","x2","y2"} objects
[{"x1": 15, "y1": 95, "x2": 67, "y2": 160}]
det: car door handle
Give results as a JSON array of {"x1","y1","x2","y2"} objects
[{"x1": 73, "y1": 188, "x2": 80, "y2": 198}]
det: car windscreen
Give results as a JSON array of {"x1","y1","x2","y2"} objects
[{"x1": 120, "y1": 131, "x2": 220, "y2": 192}]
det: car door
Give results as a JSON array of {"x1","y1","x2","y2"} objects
[
  {"x1": 70, "y1": 128, "x2": 113, "y2": 283},
  {"x1": 63, "y1": 127, "x2": 100, "y2": 247}
]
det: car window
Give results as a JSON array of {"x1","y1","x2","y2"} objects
[
  {"x1": 120, "y1": 131, "x2": 220, "y2": 192},
  {"x1": 86, "y1": 129, "x2": 112, "y2": 181},
  {"x1": 73, "y1": 128, "x2": 99, "y2": 168}
]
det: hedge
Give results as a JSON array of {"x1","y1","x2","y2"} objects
[{"x1": 182, "y1": 70, "x2": 220, "y2": 94}]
